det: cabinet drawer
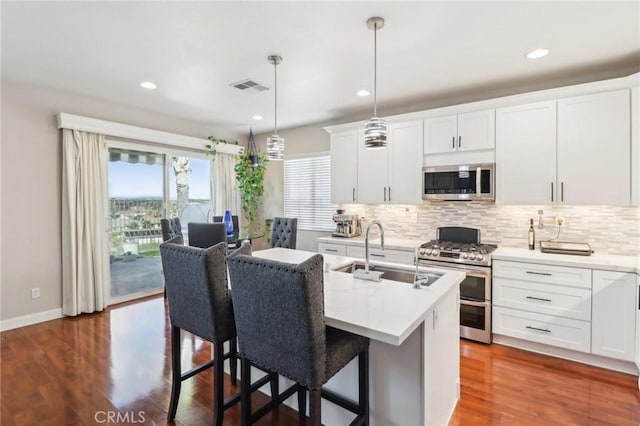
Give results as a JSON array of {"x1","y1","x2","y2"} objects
[
  {"x1": 346, "y1": 245, "x2": 414, "y2": 265},
  {"x1": 493, "y1": 306, "x2": 590, "y2": 353},
  {"x1": 493, "y1": 277, "x2": 591, "y2": 321},
  {"x1": 318, "y1": 243, "x2": 346, "y2": 256},
  {"x1": 493, "y1": 260, "x2": 591, "y2": 289}
]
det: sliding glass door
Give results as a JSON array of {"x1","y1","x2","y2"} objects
[
  {"x1": 106, "y1": 143, "x2": 213, "y2": 303},
  {"x1": 108, "y1": 148, "x2": 166, "y2": 301}
]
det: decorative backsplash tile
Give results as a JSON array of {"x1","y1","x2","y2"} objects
[{"x1": 341, "y1": 202, "x2": 640, "y2": 256}]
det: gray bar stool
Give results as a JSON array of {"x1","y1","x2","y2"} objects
[{"x1": 228, "y1": 253, "x2": 369, "y2": 426}]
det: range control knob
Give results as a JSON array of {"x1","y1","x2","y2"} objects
[
  {"x1": 461, "y1": 253, "x2": 469, "y2": 260},
  {"x1": 425, "y1": 249, "x2": 432, "y2": 256},
  {"x1": 476, "y1": 254, "x2": 484, "y2": 262},
  {"x1": 419, "y1": 249, "x2": 427, "y2": 257},
  {"x1": 431, "y1": 250, "x2": 440, "y2": 257}
]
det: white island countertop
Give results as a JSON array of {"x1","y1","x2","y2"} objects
[
  {"x1": 253, "y1": 248, "x2": 464, "y2": 346},
  {"x1": 493, "y1": 247, "x2": 640, "y2": 274}
]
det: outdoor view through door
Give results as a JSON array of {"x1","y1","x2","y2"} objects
[{"x1": 108, "y1": 147, "x2": 211, "y2": 301}]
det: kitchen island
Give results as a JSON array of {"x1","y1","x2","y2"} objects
[{"x1": 250, "y1": 248, "x2": 465, "y2": 426}]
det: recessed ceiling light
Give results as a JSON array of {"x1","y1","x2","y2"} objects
[
  {"x1": 140, "y1": 81, "x2": 157, "y2": 89},
  {"x1": 252, "y1": 115, "x2": 263, "y2": 120},
  {"x1": 526, "y1": 48, "x2": 549, "y2": 59},
  {"x1": 357, "y1": 90, "x2": 370, "y2": 97}
]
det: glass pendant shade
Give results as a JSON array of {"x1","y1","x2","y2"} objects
[
  {"x1": 266, "y1": 134, "x2": 284, "y2": 160},
  {"x1": 364, "y1": 116, "x2": 387, "y2": 149}
]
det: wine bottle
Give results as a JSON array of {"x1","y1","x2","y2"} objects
[{"x1": 528, "y1": 218, "x2": 535, "y2": 250}]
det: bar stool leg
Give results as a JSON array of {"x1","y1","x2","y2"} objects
[
  {"x1": 240, "y1": 357, "x2": 252, "y2": 426},
  {"x1": 309, "y1": 388, "x2": 321, "y2": 426},
  {"x1": 167, "y1": 325, "x2": 181, "y2": 421},
  {"x1": 229, "y1": 338, "x2": 238, "y2": 385},
  {"x1": 359, "y1": 348, "x2": 370, "y2": 426},
  {"x1": 297, "y1": 386, "x2": 307, "y2": 420}
]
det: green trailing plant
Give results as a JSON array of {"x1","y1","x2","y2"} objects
[
  {"x1": 264, "y1": 218, "x2": 274, "y2": 244},
  {"x1": 234, "y1": 148, "x2": 268, "y2": 233}
]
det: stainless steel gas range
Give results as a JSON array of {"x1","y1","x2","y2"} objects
[{"x1": 417, "y1": 227, "x2": 497, "y2": 344}]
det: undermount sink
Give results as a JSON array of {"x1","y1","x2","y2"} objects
[{"x1": 335, "y1": 261, "x2": 443, "y2": 287}]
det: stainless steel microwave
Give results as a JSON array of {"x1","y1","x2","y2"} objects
[{"x1": 422, "y1": 164, "x2": 495, "y2": 201}]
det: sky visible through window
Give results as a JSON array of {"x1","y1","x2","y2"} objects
[{"x1": 108, "y1": 157, "x2": 211, "y2": 199}]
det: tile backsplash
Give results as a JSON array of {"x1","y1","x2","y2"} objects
[{"x1": 341, "y1": 202, "x2": 640, "y2": 256}]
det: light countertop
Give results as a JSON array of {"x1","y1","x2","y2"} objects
[
  {"x1": 252, "y1": 248, "x2": 464, "y2": 346},
  {"x1": 317, "y1": 235, "x2": 419, "y2": 251},
  {"x1": 493, "y1": 247, "x2": 640, "y2": 274}
]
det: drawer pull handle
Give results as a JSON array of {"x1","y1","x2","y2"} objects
[
  {"x1": 526, "y1": 325, "x2": 551, "y2": 333},
  {"x1": 526, "y1": 271, "x2": 552, "y2": 276},
  {"x1": 370, "y1": 253, "x2": 385, "y2": 258},
  {"x1": 325, "y1": 249, "x2": 338, "y2": 253},
  {"x1": 526, "y1": 296, "x2": 552, "y2": 302}
]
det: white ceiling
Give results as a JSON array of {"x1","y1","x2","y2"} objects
[{"x1": 2, "y1": 1, "x2": 639, "y2": 134}]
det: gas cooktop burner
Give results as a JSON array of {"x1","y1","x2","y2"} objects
[{"x1": 418, "y1": 240, "x2": 497, "y2": 267}]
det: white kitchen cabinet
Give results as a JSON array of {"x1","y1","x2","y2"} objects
[
  {"x1": 424, "y1": 284, "x2": 459, "y2": 426},
  {"x1": 357, "y1": 120, "x2": 423, "y2": 204},
  {"x1": 496, "y1": 100, "x2": 557, "y2": 204},
  {"x1": 329, "y1": 129, "x2": 359, "y2": 203},
  {"x1": 345, "y1": 245, "x2": 414, "y2": 265},
  {"x1": 592, "y1": 270, "x2": 637, "y2": 362},
  {"x1": 557, "y1": 90, "x2": 631, "y2": 205},
  {"x1": 318, "y1": 242, "x2": 347, "y2": 256},
  {"x1": 424, "y1": 109, "x2": 495, "y2": 154}
]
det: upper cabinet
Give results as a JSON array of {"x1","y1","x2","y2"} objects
[
  {"x1": 358, "y1": 120, "x2": 424, "y2": 204},
  {"x1": 424, "y1": 109, "x2": 495, "y2": 154},
  {"x1": 496, "y1": 100, "x2": 557, "y2": 204},
  {"x1": 497, "y1": 90, "x2": 632, "y2": 205},
  {"x1": 329, "y1": 121, "x2": 423, "y2": 205},
  {"x1": 557, "y1": 90, "x2": 630, "y2": 205},
  {"x1": 329, "y1": 129, "x2": 359, "y2": 204}
]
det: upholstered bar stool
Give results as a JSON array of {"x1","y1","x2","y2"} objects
[
  {"x1": 228, "y1": 253, "x2": 370, "y2": 426},
  {"x1": 160, "y1": 240, "x2": 250, "y2": 425},
  {"x1": 270, "y1": 217, "x2": 298, "y2": 249}
]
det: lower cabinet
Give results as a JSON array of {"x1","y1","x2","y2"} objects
[
  {"x1": 346, "y1": 245, "x2": 414, "y2": 265},
  {"x1": 493, "y1": 260, "x2": 638, "y2": 366},
  {"x1": 592, "y1": 270, "x2": 637, "y2": 361},
  {"x1": 318, "y1": 242, "x2": 347, "y2": 256}
]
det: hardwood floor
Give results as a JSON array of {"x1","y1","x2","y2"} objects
[{"x1": 2, "y1": 295, "x2": 638, "y2": 425}]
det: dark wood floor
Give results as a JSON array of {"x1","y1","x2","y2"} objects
[{"x1": 2, "y1": 295, "x2": 638, "y2": 425}]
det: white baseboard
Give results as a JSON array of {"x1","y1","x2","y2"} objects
[
  {"x1": 0, "y1": 308, "x2": 63, "y2": 332},
  {"x1": 493, "y1": 334, "x2": 639, "y2": 376}
]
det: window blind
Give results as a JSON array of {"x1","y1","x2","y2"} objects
[{"x1": 284, "y1": 155, "x2": 336, "y2": 231}]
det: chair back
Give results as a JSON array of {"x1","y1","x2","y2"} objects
[
  {"x1": 160, "y1": 218, "x2": 183, "y2": 241},
  {"x1": 227, "y1": 254, "x2": 326, "y2": 388},
  {"x1": 159, "y1": 241, "x2": 234, "y2": 343},
  {"x1": 188, "y1": 222, "x2": 227, "y2": 249},
  {"x1": 270, "y1": 217, "x2": 298, "y2": 249}
]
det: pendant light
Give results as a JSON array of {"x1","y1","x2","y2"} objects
[
  {"x1": 364, "y1": 17, "x2": 387, "y2": 149},
  {"x1": 266, "y1": 55, "x2": 284, "y2": 160}
]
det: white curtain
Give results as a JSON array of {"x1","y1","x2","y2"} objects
[
  {"x1": 61, "y1": 129, "x2": 109, "y2": 316},
  {"x1": 211, "y1": 152, "x2": 241, "y2": 222}
]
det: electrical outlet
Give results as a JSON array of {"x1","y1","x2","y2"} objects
[{"x1": 31, "y1": 288, "x2": 40, "y2": 299}]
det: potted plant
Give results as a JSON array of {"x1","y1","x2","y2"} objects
[{"x1": 234, "y1": 148, "x2": 268, "y2": 234}]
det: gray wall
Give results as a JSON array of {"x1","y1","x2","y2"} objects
[
  {"x1": 0, "y1": 81, "x2": 241, "y2": 322},
  {"x1": 255, "y1": 125, "x2": 333, "y2": 251}
]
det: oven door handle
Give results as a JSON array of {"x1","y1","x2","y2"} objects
[{"x1": 461, "y1": 300, "x2": 489, "y2": 307}]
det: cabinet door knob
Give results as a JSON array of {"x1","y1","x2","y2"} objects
[
  {"x1": 384, "y1": 187, "x2": 387, "y2": 202},
  {"x1": 458, "y1": 136, "x2": 462, "y2": 148},
  {"x1": 388, "y1": 187, "x2": 391, "y2": 201},
  {"x1": 452, "y1": 136, "x2": 455, "y2": 149},
  {"x1": 551, "y1": 182, "x2": 554, "y2": 202},
  {"x1": 561, "y1": 182, "x2": 564, "y2": 202},
  {"x1": 353, "y1": 187, "x2": 356, "y2": 202}
]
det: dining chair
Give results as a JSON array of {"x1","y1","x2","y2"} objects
[
  {"x1": 160, "y1": 217, "x2": 183, "y2": 242},
  {"x1": 270, "y1": 217, "x2": 298, "y2": 249},
  {"x1": 187, "y1": 222, "x2": 227, "y2": 249},
  {"x1": 227, "y1": 253, "x2": 370, "y2": 426}
]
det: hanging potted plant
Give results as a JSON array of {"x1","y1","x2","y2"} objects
[
  {"x1": 234, "y1": 147, "x2": 268, "y2": 234},
  {"x1": 207, "y1": 130, "x2": 267, "y2": 235}
]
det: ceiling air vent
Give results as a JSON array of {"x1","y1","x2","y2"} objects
[{"x1": 230, "y1": 79, "x2": 269, "y2": 93}]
